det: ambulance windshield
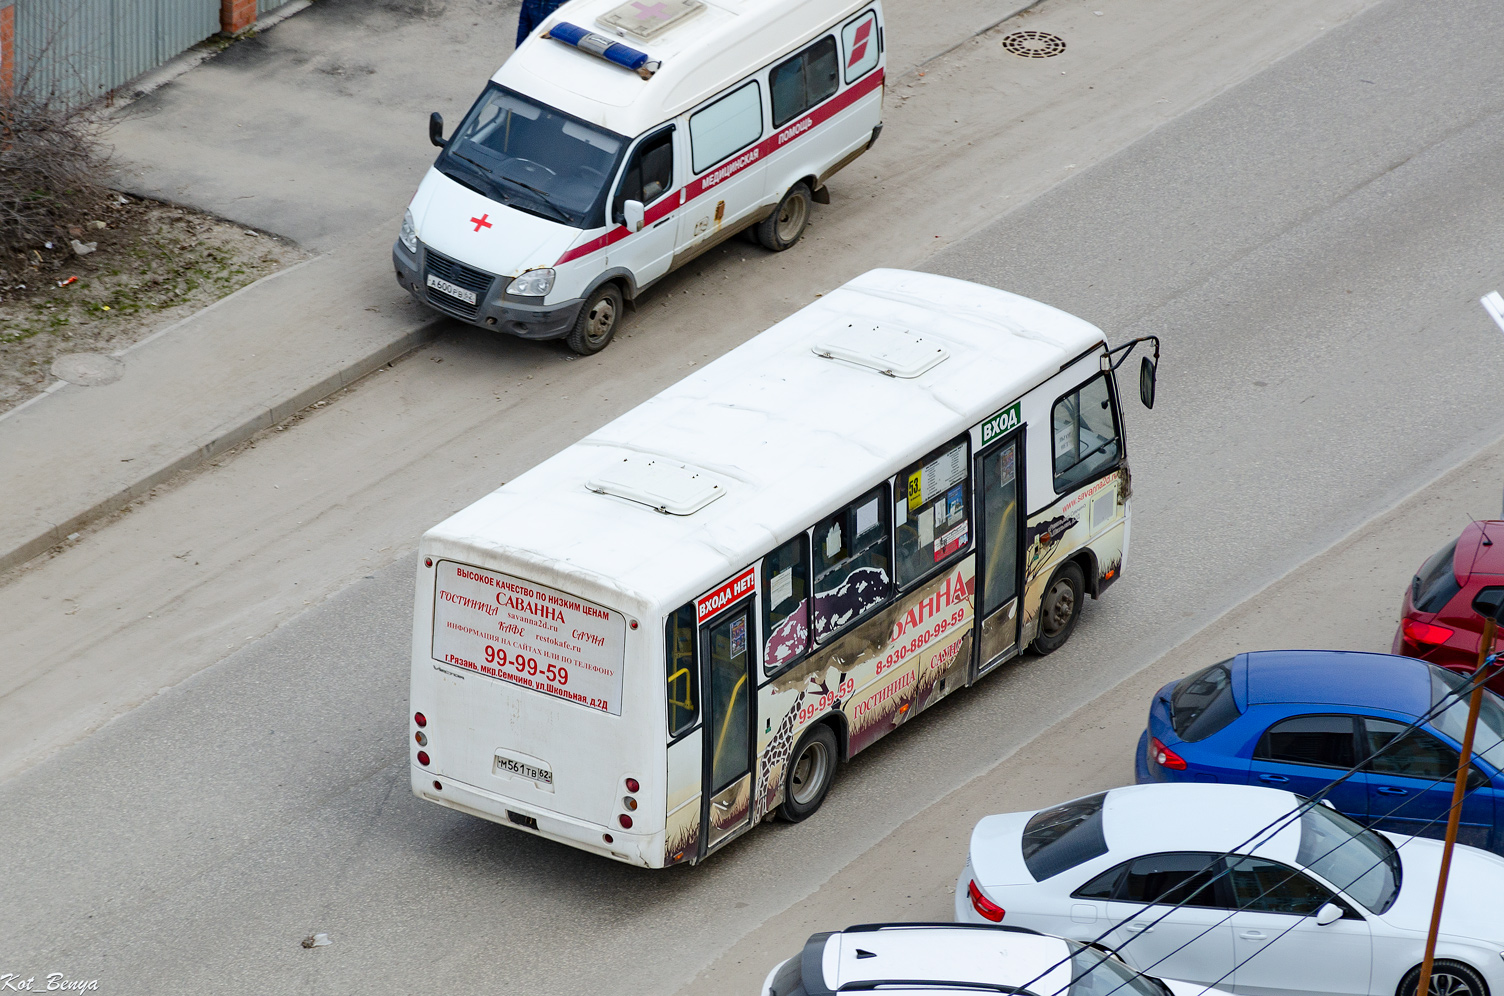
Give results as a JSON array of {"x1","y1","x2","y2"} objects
[{"x1": 437, "y1": 84, "x2": 626, "y2": 229}]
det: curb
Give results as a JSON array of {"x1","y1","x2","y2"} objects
[{"x1": 0, "y1": 317, "x2": 441, "y2": 577}]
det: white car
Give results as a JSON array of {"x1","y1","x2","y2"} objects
[
  {"x1": 955, "y1": 783, "x2": 1504, "y2": 996},
  {"x1": 760, "y1": 921, "x2": 1234, "y2": 996}
]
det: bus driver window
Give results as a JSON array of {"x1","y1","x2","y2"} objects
[{"x1": 1052, "y1": 374, "x2": 1119, "y2": 493}]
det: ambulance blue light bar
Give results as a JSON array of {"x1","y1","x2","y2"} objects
[{"x1": 546, "y1": 22, "x2": 662, "y2": 79}]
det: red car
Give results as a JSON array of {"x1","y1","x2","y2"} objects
[{"x1": 1394, "y1": 518, "x2": 1504, "y2": 690}]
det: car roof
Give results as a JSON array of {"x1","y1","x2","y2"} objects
[
  {"x1": 499, "y1": 0, "x2": 875, "y2": 138},
  {"x1": 1237, "y1": 650, "x2": 1431, "y2": 713},
  {"x1": 1101, "y1": 784, "x2": 1302, "y2": 864},
  {"x1": 819, "y1": 925, "x2": 1074, "y2": 994},
  {"x1": 1455, "y1": 520, "x2": 1504, "y2": 579}
]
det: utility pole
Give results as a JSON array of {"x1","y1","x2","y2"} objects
[{"x1": 1415, "y1": 587, "x2": 1504, "y2": 996}]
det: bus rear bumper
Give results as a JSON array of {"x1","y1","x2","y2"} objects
[{"x1": 412, "y1": 765, "x2": 660, "y2": 868}]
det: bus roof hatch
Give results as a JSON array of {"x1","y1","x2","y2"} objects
[
  {"x1": 586, "y1": 455, "x2": 727, "y2": 515},
  {"x1": 812, "y1": 322, "x2": 949, "y2": 379}
]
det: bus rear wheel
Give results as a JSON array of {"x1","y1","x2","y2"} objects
[
  {"x1": 756, "y1": 182, "x2": 813, "y2": 251},
  {"x1": 778, "y1": 724, "x2": 838, "y2": 822},
  {"x1": 1031, "y1": 561, "x2": 1085, "y2": 655}
]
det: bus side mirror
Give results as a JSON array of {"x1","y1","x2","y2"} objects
[
  {"x1": 1139, "y1": 356, "x2": 1157, "y2": 410},
  {"x1": 1314, "y1": 903, "x2": 1343, "y2": 927},
  {"x1": 624, "y1": 199, "x2": 645, "y2": 233},
  {"x1": 429, "y1": 112, "x2": 446, "y2": 148}
]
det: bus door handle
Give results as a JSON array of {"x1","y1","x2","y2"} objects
[
  {"x1": 1257, "y1": 773, "x2": 1289, "y2": 784},
  {"x1": 1377, "y1": 786, "x2": 1409, "y2": 796}
]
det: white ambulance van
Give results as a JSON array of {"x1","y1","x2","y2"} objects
[{"x1": 392, "y1": 0, "x2": 886, "y2": 354}]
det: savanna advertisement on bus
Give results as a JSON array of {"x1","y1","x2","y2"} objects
[{"x1": 431, "y1": 561, "x2": 627, "y2": 714}]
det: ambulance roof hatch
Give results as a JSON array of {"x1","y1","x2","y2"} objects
[{"x1": 597, "y1": 0, "x2": 705, "y2": 40}]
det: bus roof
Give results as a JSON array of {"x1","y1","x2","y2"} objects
[
  {"x1": 423, "y1": 269, "x2": 1106, "y2": 616},
  {"x1": 497, "y1": 0, "x2": 876, "y2": 138}
]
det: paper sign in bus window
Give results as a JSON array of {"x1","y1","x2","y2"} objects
[
  {"x1": 917, "y1": 506, "x2": 934, "y2": 546},
  {"x1": 730, "y1": 616, "x2": 747, "y2": 658},
  {"x1": 855, "y1": 497, "x2": 880, "y2": 537},
  {"x1": 825, "y1": 522, "x2": 843, "y2": 559},
  {"x1": 946, "y1": 484, "x2": 964, "y2": 524},
  {"x1": 771, "y1": 567, "x2": 793, "y2": 607}
]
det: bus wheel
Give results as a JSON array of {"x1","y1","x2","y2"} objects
[
  {"x1": 778, "y1": 724, "x2": 838, "y2": 822},
  {"x1": 565, "y1": 283, "x2": 622, "y2": 355},
  {"x1": 756, "y1": 182, "x2": 813, "y2": 252},
  {"x1": 1032, "y1": 561, "x2": 1085, "y2": 655}
]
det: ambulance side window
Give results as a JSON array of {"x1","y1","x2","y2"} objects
[
  {"x1": 842, "y1": 10, "x2": 880, "y2": 84},
  {"x1": 612, "y1": 129, "x2": 675, "y2": 224},
  {"x1": 689, "y1": 81, "x2": 763, "y2": 174},
  {"x1": 770, "y1": 37, "x2": 838, "y2": 128}
]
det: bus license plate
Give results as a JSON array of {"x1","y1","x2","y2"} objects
[
  {"x1": 494, "y1": 751, "x2": 553, "y2": 787},
  {"x1": 426, "y1": 273, "x2": 477, "y2": 305}
]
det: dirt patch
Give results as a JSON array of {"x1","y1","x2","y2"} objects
[{"x1": 0, "y1": 195, "x2": 311, "y2": 414}]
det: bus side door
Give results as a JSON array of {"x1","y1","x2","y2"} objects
[
  {"x1": 700, "y1": 601, "x2": 757, "y2": 855},
  {"x1": 973, "y1": 430, "x2": 1025, "y2": 676}
]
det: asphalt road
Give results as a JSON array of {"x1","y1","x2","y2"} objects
[{"x1": 5, "y1": 0, "x2": 1504, "y2": 992}]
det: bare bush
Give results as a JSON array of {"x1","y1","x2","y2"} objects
[{"x1": 0, "y1": 89, "x2": 113, "y2": 278}]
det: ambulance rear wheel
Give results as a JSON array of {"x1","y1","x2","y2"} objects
[
  {"x1": 757, "y1": 182, "x2": 812, "y2": 252},
  {"x1": 565, "y1": 283, "x2": 622, "y2": 355}
]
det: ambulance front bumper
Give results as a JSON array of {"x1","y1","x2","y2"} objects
[{"x1": 393, "y1": 241, "x2": 584, "y2": 340}]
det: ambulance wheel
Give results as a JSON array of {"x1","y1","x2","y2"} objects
[
  {"x1": 565, "y1": 284, "x2": 622, "y2": 355},
  {"x1": 1031, "y1": 561, "x2": 1084, "y2": 656},
  {"x1": 778, "y1": 724, "x2": 838, "y2": 822},
  {"x1": 757, "y1": 182, "x2": 812, "y2": 251}
]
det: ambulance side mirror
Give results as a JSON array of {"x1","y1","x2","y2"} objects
[
  {"x1": 623, "y1": 199, "x2": 645, "y2": 233},
  {"x1": 1139, "y1": 356, "x2": 1157, "y2": 410},
  {"x1": 429, "y1": 112, "x2": 446, "y2": 149}
]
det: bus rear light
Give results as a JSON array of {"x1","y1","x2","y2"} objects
[
  {"x1": 433, "y1": 780, "x2": 442, "y2": 791},
  {"x1": 625, "y1": 777, "x2": 640, "y2": 793},
  {"x1": 1402, "y1": 619, "x2": 1455, "y2": 646},
  {"x1": 415, "y1": 731, "x2": 427, "y2": 746},
  {"x1": 1150, "y1": 736, "x2": 1187, "y2": 770},
  {"x1": 968, "y1": 880, "x2": 1005, "y2": 922},
  {"x1": 603, "y1": 833, "x2": 614, "y2": 844},
  {"x1": 623, "y1": 796, "x2": 637, "y2": 811},
  {"x1": 417, "y1": 751, "x2": 430, "y2": 766},
  {"x1": 414, "y1": 712, "x2": 427, "y2": 728},
  {"x1": 618, "y1": 813, "x2": 633, "y2": 829}
]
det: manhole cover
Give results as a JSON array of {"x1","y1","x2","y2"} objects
[
  {"x1": 51, "y1": 352, "x2": 124, "y2": 386},
  {"x1": 1002, "y1": 30, "x2": 1066, "y2": 58}
]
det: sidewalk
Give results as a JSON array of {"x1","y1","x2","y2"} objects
[{"x1": 0, "y1": 0, "x2": 1035, "y2": 576}]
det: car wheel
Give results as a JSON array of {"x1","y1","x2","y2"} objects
[
  {"x1": 1031, "y1": 561, "x2": 1085, "y2": 655},
  {"x1": 1400, "y1": 961, "x2": 1490, "y2": 996},
  {"x1": 756, "y1": 182, "x2": 813, "y2": 252},
  {"x1": 565, "y1": 283, "x2": 623, "y2": 355},
  {"x1": 777, "y1": 724, "x2": 838, "y2": 822}
]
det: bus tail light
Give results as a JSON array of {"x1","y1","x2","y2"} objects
[
  {"x1": 417, "y1": 751, "x2": 430, "y2": 766},
  {"x1": 625, "y1": 777, "x2": 640, "y2": 793},
  {"x1": 618, "y1": 813, "x2": 633, "y2": 829},
  {"x1": 415, "y1": 731, "x2": 427, "y2": 746},
  {"x1": 1402, "y1": 619, "x2": 1455, "y2": 646},
  {"x1": 414, "y1": 712, "x2": 427, "y2": 728},
  {"x1": 1150, "y1": 736, "x2": 1187, "y2": 770},
  {"x1": 968, "y1": 880, "x2": 1005, "y2": 922},
  {"x1": 623, "y1": 796, "x2": 637, "y2": 811}
]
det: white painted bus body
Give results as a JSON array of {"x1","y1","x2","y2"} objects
[
  {"x1": 411, "y1": 269, "x2": 1135, "y2": 867},
  {"x1": 392, "y1": 0, "x2": 885, "y2": 341}
]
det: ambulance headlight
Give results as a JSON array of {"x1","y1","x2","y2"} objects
[
  {"x1": 507, "y1": 268, "x2": 555, "y2": 297},
  {"x1": 399, "y1": 210, "x2": 418, "y2": 254}
]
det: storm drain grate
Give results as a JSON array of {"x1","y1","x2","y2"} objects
[{"x1": 1001, "y1": 30, "x2": 1066, "y2": 58}]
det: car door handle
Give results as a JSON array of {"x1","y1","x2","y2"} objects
[
  {"x1": 1377, "y1": 786, "x2": 1409, "y2": 796},
  {"x1": 1238, "y1": 930, "x2": 1268, "y2": 941},
  {"x1": 1257, "y1": 774, "x2": 1290, "y2": 783},
  {"x1": 1125, "y1": 923, "x2": 1154, "y2": 933}
]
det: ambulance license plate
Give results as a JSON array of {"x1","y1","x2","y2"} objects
[{"x1": 426, "y1": 273, "x2": 477, "y2": 306}]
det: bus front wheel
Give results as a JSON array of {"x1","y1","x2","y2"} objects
[
  {"x1": 1031, "y1": 561, "x2": 1085, "y2": 656},
  {"x1": 778, "y1": 724, "x2": 838, "y2": 822}
]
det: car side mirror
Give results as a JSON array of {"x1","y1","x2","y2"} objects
[
  {"x1": 1314, "y1": 902, "x2": 1343, "y2": 927},
  {"x1": 623, "y1": 199, "x2": 645, "y2": 233},
  {"x1": 1472, "y1": 586, "x2": 1504, "y2": 623},
  {"x1": 429, "y1": 112, "x2": 446, "y2": 148},
  {"x1": 1139, "y1": 356, "x2": 1157, "y2": 410}
]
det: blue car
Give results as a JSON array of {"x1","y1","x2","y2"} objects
[{"x1": 1135, "y1": 650, "x2": 1504, "y2": 854}]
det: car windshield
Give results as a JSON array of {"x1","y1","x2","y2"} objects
[
  {"x1": 1297, "y1": 803, "x2": 1400, "y2": 914},
  {"x1": 1066, "y1": 943, "x2": 1167, "y2": 996},
  {"x1": 436, "y1": 84, "x2": 626, "y2": 229},
  {"x1": 1430, "y1": 666, "x2": 1504, "y2": 770}
]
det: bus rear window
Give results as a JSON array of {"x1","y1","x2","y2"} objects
[
  {"x1": 1021, "y1": 792, "x2": 1108, "y2": 881},
  {"x1": 1170, "y1": 661, "x2": 1240, "y2": 742}
]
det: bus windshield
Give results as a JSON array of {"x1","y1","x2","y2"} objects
[{"x1": 437, "y1": 84, "x2": 626, "y2": 229}]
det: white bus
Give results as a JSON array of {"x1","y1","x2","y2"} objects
[{"x1": 409, "y1": 268, "x2": 1159, "y2": 867}]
